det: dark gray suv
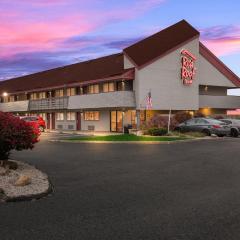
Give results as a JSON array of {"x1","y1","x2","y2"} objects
[{"x1": 175, "y1": 118, "x2": 230, "y2": 136}]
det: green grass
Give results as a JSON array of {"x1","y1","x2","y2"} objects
[{"x1": 64, "y1": 134, "x2": 191, "y2": 142}]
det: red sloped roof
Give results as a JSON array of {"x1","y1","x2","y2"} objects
[
  {"x1": 123, "y1": 20, "x2": 200, "y2": 68},
  {"x1": 199, "y1": 42, "x2": 240, "y2": 87},
  {"x1": 0, "y1": 53, "x2": 126, "y2": 94}
]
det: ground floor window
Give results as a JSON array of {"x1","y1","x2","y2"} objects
[
  {"x1": 84, "y1": 111, "x2": 100, "y2": 121},
  {"x1": 56, "y1": 112, "x2": 64, "y2": 121},
  {"x1": 67, "y1": 112, "x2": 76, "y2": 121}
]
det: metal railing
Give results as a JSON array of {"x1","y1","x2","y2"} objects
[{"x1": 29, "y1": 97, "x2": 69, "y2": 111}]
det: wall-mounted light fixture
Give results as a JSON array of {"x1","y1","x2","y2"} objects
[{"x1": 2, "y1": 92, "x2": 8, "y2": 97}]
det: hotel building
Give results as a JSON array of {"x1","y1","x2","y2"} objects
[{"x1": 0, "y1": 20, "x2": 240, "y2": 132}]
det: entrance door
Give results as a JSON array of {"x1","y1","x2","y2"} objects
[
  {"x1": 110, "y1": 111, "x2": 123, "y2": 132},
  {"x1": 51, "y1": 112, "x2": 55, "y2": 130},
  {"x1": 47, "y1": 113, "x2": 51, "y2": 129},
  {"x1": 76, "y1": 112, "x2": 81, "y2": 131}
]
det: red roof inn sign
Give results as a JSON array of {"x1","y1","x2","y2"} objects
[{"x1": 181, "y1": 49, "x2": 196, "y2": 85}]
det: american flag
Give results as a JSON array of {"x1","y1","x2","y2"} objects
[{"x1": 146, "y1": 91, "x2": 153, "y2": 110}]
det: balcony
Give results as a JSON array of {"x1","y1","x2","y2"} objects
[
  {"x1": 199, "y1": 95, "x2": 240, "y2": 109},
  {"x1": 29, "y1": 97, "x2": 69, "y2": 111},
  {"x1": 68, "y1": 91, "x2": 136, "y2": 110},
  {"x1": 0, "y1": 100, "x2": 29, "y2": 112}
]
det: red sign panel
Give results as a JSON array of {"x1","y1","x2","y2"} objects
[{"x1": 181, "y1": 49, "x2": 196, "y2": 85}]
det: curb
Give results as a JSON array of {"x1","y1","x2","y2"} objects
[
  {"x1": 3, "y1": 180, "x2": 53, "y2": 203},
  {"x1": 0, "y1": 161, "x2": 53, "y2": 203},
  {"x1": 49, "y1": 137, "x2": 214, "y2": 144}
]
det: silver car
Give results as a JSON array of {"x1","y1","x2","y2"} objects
[
  {"x1": 175, "y1": 118, "x2": 231, "y2": 136},
  {"x1": 221, "y1": 119, "x2": 240, "y2": 137}
]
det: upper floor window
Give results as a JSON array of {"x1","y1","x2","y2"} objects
[
  {"x1": 67, "y1": 88, "x2": 76, "y2": 96},
  {"x1": 117, "y1": 80, "x2": 133, "y2": 91},
  {"x1": 103, "y1": 82, "x2": 114, "y2": 93},
  {"x1": 17, "y1": 94, "x2": 27, "y2": 101},
  {"x1": 88, "y1": 84, "x2": 99, "y2": 94},
  {"x1": 3, "y1": 96, "x2": 9, "y2": 103},
  {"x1": 30, "y1": 93, "x2": 38, "y2": 100},
  {"x1": 9, "y1": 95, "x2": 15, "y2": 102},
  {"x1": 39, "y1": 92, "x2": 46, "y2": 99},
  {"x1": 55, "y1": 89, "x2": 64, "y2": 97}
]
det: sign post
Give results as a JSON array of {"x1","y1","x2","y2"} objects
[{"x1": 167, "y1": 108, "x2": 172, "y2": 134}]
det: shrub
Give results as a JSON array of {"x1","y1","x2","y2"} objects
[
  {"x1": 0, "y1": 112, "x2": 40, "y2": 161},
  {"x1": 147, "y1": 114, "x2": 168, "y2": 128},
  {"x1": 174, "y1": 111, "x2": 192, "y2": 123},
  {"x1": 147, "y1": 114, "x2": 179, "y2": 131},
  {"x1": 194, "y1": 111, "x2": 206, "y2": 118},
  {"x1": 148, "y1": 127, "x2": 168, "y2": 136}
]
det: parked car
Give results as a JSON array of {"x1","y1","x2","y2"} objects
[
  {"x1": 174, "y1": 117, "x2": 231, "y2": 137},
  {"x1": 20, "y1": 116, "x2": 46, "y2": 132},
  {"x1": 220, "y1": 119, "x2": 240, "y2": 137}
]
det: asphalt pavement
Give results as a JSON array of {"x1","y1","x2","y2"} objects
[{"x1": 1, "y1": 135, "x2": 240, "y2": 240}]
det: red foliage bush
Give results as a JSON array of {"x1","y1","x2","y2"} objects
[
  {"x1": 174, "y1": 111, "x2": 192, "y2": 123},
  {"x1": 194, "y1": 111, "x2": 206, "y2": 118},
  {"x1": 0, "y1": 112, "x2": 40, "y2": 160},
  {"x1": 147, "y1": 114, "x2": 179, "y2": 131}
]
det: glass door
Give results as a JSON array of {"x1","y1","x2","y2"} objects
[{"x1": 110, "y1": 111, "x2": 123, "y2": 132}]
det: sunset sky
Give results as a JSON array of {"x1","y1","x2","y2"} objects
[{"x1": 0, "y1": 0, "x2": 240, "y2": 85}]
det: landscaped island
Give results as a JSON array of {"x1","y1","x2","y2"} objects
[{"x1": 63, "y1": 134, "x2": 193, "y2": 142}]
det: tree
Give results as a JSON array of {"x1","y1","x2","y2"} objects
[
  {"x1": 0, "y1": 112, "x2": 40, "y2": 162},
  {"x1": 174, "y1": 111, "x2": 192, "y2": 123}
]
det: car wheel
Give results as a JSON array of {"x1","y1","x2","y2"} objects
[
  {"x1": 231, "y1": 128, "x2": 239, "y2": 138},
  {"x1": 202, "y1": 129, "x2": 211, "y2": 136},
  {"x1": 39, "y1": 126, "x2": 45, "y2": 132}
]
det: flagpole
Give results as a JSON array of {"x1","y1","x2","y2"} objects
[{"x1": 167, "y1": 108, "x2": 172, "y2": 134}]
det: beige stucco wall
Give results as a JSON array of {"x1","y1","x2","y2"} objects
[
  {"x1": 198, "y1": 54, "x2": 235, "y2": 87},
  {"x1": 134, "y1": 38, "x2": 200, "y2": 111}
]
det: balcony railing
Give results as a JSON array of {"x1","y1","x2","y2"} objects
[
  {"x1": 68, "y1": 91, "x2": 136, "y2": 109},
  {"x1": 29, "y1": 97, "x2": 69, "y2": 111},
  {"x1": 0, "y1": 100, "x2": 29, "y2": 112}
]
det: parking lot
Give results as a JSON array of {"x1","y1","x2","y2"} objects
[{"x1": 1, "y1": 135, "x2": 240, "y2": 240}]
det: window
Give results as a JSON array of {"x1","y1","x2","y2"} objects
[
  {"x1": 67, "y1": 88, "x2": 76, "y2": 96},
  {"x1": 55, "y1": 89, "x2": 64, "y2": 97},
  {"x1": 103, "y1": 82, "x2": 114, "y2": 92},
  {"x1": 88, "y1": 84, "x2": 99, "y2": 94},
  {"x1": 3, "y1": 96, "x2": 9, "y2": 103},
  {"x1": 30, "y1": 93, "x2": 38, "y2": 100},
  {"x1": 84, "y1": 111, "x2": 100, "y2": 121},
  {"x1": 67, "y1": 112, "x2": 76, "y2": 121},
  {"x1": 9, "y1": 95, "x2": 15, "y2": 102},
  {"x1": 56, "y1": 112, "x2": 64, "y2": 121},
  {"x1": 39, "y1": 92, "x2": 46, "y2": 99}
]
